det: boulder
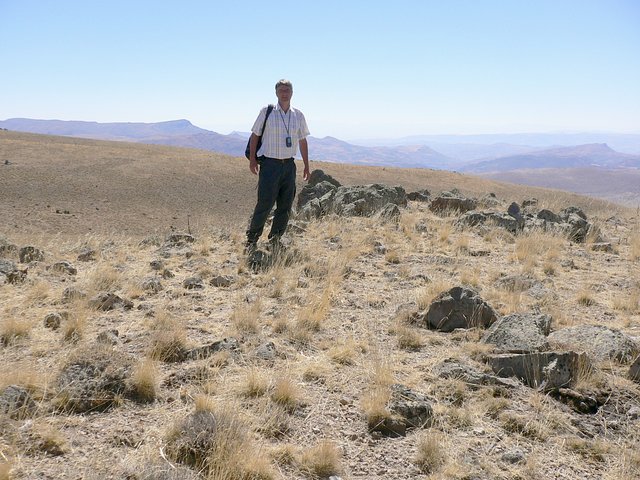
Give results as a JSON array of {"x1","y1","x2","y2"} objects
[
  {"x1": 332, "y1": 184, "x2": 407, "y2": 217},
  {"x1": 407, "y1": 189, "x2": 431, "y2": 202},
  {"x1": 44, "y1": 312, "x2": 65, "y2": 330},
  {"x1": 482, "y1": 312, "x2": 552, "y2": 353},
  {"x1": 183, "y1": 277, "x2": 204, "y2": 290},
  {"x1": 0, "y1": 385, "x2": 36, "y2": 419},
  {"x1": 537, "y1": 209, "x2": 562, "y2": 224},
  {"x1": 307, "y1": 169, "x2": 341, "y2": 188},
  {"x1": 19, "y1": 246, "x2": 44, "y2": 263},
  {"x1": 49, "y1": 261, "x2": 77, "y2": 275},
  {"x1": 429, "y1": 191, "x2": 477, "y2": 214},
  {"x1": 433, "y1": 358, "x2": 520, "y2": 388},
  {"x1": 488, "y1": 351, "x2": 590, "y2": 390},
  {"x1": 89, "y1": 292, "x2": 133, "y2": 311},
  {"x1": 370, "y1": 384, "x2": 434, "y2": 437},
  {"x1": 297, "y1": 180, "x2": 338, "y2": 212},
  {"x1": 0, "y1": 259, "x2": 26, "y2": 284},
  {"x1": 548, "y1": 325, "x2": 639, "y2": 363},
  {"x1": 378, "y1": 203, "x2": 401, "y2": 221},
  {"x1": 422, "y1": 286, "x2": 498, "y2": 332}
]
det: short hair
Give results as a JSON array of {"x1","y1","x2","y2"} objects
[{"x1": 275, "y1": 79, "x2": 293, "y2": 91}]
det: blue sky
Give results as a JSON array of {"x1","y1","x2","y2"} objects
[{"x1": 1, "y1": 0, "x2": 639, "y2": 139}]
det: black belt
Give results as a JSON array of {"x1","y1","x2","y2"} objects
[{"x1": 263, "y1": 156, "x2": 293, "y2": 163}]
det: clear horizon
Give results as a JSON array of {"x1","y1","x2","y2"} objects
[{"x1": 1, "y1": 1, "x2": 639, "y2": 138}]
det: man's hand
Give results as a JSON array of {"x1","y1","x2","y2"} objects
[
  {"x1": 249, "y1": 157, "x2": 259, "y2": 175},
  {"x1": 303, "y1": 165, "x2": 310, "y2": 181}
]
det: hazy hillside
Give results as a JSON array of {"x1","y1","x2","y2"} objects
[
  {"x1": 462, "y1": 144, "x2": 640, "y2": 173},
  {"x1": 481, "y1": 167, "x2": 640, "y2": 207},
  {"x1": 0, "y1": 130, "x2": 627, "y2": 237}
]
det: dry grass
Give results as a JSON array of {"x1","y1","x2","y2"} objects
[
  {"x1": 0, "y1": 461, "x2": 12, "y2": 480},
  {"x1": 0, "y1": 316, "x2": 31, "y2": 346},
  {"x1": 299, "y1": 440, "x2": 342, "y2": 478},
  {"x1": 147, "y1": 309, "x2": 187, "y2": 361},
  {"x1": 239, "y1": 367, "x2": 269, "y2": 398},
  {"x1": 414, "y1": 432, "x2": 446, "y2": 474},
  {"x1": 270, "y1": 375, "x2": 303, "y2": 411},
  {"x1": 230, "y1": 299, "x2": 262, "y2": 334},
  {"x1": 128, "y1": 359, "x2": 159, "y2": 402}
]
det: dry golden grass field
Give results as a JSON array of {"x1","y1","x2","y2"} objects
[{"x1": 1, "y1": 130, "x2": 640, "y2": 479}]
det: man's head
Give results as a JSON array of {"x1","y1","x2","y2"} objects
[{"x1": 275, "y1": 79, "x2": 293, "y2": 92}]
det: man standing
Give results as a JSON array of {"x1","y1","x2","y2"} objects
[{"x1": 246, "y1": 79, "x2": 310, "y2": 252}]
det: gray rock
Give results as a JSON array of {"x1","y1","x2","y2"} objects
[
  {"x1": 165, "y1": 233, "x2": 195, "y2": 246},
  {"x1": 430, "y1": 191, "x2": 477, "y2": 214},
  {"x1": 378, "y1": 203, "x2": 401, "y2": 221},
  {"x1": 210, "y1": 275, "x2": 234, "y2": 287},
  {"x1": 61, "y1": 287, "x2": 87, "y2": 303},
  {"x1": 307, "y1": 169, "x2": 341, "y2": 188},
  {"x1": 246, "y1": 249, "x2": 272, "y2": 272},
  {"x1": 537, "y1": 209, "x2": 561, "y2": 223},
  {"x1": 184, "y1": 337, "x2": 240, "y2": 361},
  {"x1": 96, "y1": 329, "x2": 120, "y2": 345},
  {"x1": 89, "y1": 292, "x2": 133, "y2": 311},
  {"x1": 560, "y1": 206, "x2": 587, "y2": 222},
  {"x1": 150, "y1": 259, "x2": 164, "y2": 271},
  {"x1": 501, "y1": 449, "x2": 526, "y2": 464},
  {"x1": 488, "y1": 351, "x2": 590, "y2": 390},
  {"x1": 407, "y1": 189, "x2": 431, "y2": 202},
  {"x1": 19, "y1": 246, "x2": 44, "y2": 263},
  {"x1": 49, "y1": 261, "x2": 77, "y2": 275},
  {"x1": 482, "y1": 312, "x2": 552, "y2": 353},
  {"x1": 44, "y1": 312, "x2": 64, "y2": 330},
  {"x1": 0, "y1": 385, "x2": 36, "y2": 419},
  {"x1": 332, "y1": 184, "x2": 407, "y2": 217},
  {"x1": 0, "y1": 259, "x2": 26, "y2": 284},
  {"x1": 141, "y1": 277, "x2": 163, "y2": 293},
  {"x1": 183, "y1": 276, "x2": 204, "y2": 290},
  {"x1": 255, "y1": 341, "x2": 277, "y2": 360},
  {"x1": 371, "y1": 384, "x2": 434, "y2": 437},
  {"x1": 548, "y1": 325, "x2": 639, "y2": 363},
  {"x1": 77, "y1": 248, "x2": 97, "y2": 262},
  {"x1": 423, "y1": 286, "x2": 498, "y2": 332},
  {"x1": 433, "y1": 358, "x2": 520, "y2": 388},
  {"x1": 630, "y1": 355, "x2": 640, "y2": 383},
  {"x1": 591, "y1": 242, "x2": 614, "y2": 253}
]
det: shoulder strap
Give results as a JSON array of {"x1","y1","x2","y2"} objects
[{"x1": 260, "y1": 104, "x2": 274, "y2": 135}]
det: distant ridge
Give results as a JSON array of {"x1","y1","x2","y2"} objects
[{"x1": 461, "y1": 143, "x2": 640, "y2": 172}]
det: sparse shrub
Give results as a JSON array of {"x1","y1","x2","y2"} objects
[
  {"x1": 148, "y1": 310, "x2": 187, "y2": 362},
  {"x1": 499, "y1": 412, "x2": 548, "y2": 441},
  {"x1": 576, "y1": 289, "x2": 595, "y2": 306},
  {"x1": 128, "y1": 359, "x2": 158, "y2": 402},
  {"x1": 0, "y1": 316, "x2": 31, "y2": 346},
  {"x1": 385, "y1": 250, "x2": 401, "y2": 264},
  {"x1": 414, "y1": 432, "x2": 446, "y2": 474},
  {"x1": 328, "y1": 340, "x2": 359, "y2": 365},
  {"x1": 240, "y1": 367, "x2": 269, "y2": 398},
  {"x1": 88, "y1": 263, "x2": 122, "y2": 293},
  {"x1": 256, "y1": 401, "x2": 290, "y2": 438},
  {"x1": 361, "y1": 386, "x2": 392, "y2": 431},
  {"x1": 271, "y1": 443, "x2": 297, "y2": 466},
  {"x1": 231, "y1": 299, "x2": 261, "y2": 334},
  {"x1": 62, "y1": 306, "x2": 88, "y2": 342},
  {"x1": 271, "y1": 376, "x2": 302, "y2": 412},
  {"x1": 394, "y1": 324, "x2": 424, "y2": 350},
  {"x1": 299, "y1": 440, "x2": 342, "y2": 478},
  {"x1": 566, "y1": 437, "x2": 611, "y2": 462},
  {"x1": 612, "y1": 287, "x2": 640, "y2": 313}
]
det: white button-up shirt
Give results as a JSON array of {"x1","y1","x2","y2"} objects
[{"x1": 252, "y1": 103, "x2": 310, "y2": 160}]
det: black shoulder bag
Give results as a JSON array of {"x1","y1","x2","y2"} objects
[{"x1": 244, "y1": 104, "x2": 274, "y2": 160}]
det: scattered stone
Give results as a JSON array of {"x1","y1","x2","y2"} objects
[
  {"x1": 150, "y1": 259, "x2": 164, "y2": 271},
  {"x1": 630, "y1": 355, "x2": 640, "y2": 383},
  {"x1": 19, "y1": 246, "x2": 44, "y2": 263},
  {"x1": 370, "y1": 384, "x2": 434, "y2": 437},
  {"x1": 537, "y1": 209, "x2": 561, "y2": 223},
  {"x1": 44, "y1": 312, "x2": 65, "y2": 330},
  {"x1": 333, "y1": 184, "x2": 407, "y2": 217},
  {"x1": 96, "y1": 329, "x2": 120, "y2": 345},
  {"x1": 488, "y1": 351, "x2": 590, "y2": 391},
  {"x1": 210, "y1": 275, "x2": 234, "y2": 287},
  {"x1": 0, "y1": 259, "x2": 26, "y2": 284},
  {"x1": 162, "y1": 268, "x2": 175, "y2": 279},
  {"x1": 420, "y1": 286, "x2": 498, "y2": 332},
  {"x1": 89, "y1": 292, "x2": 133, "y2": 311},
  {"x1": 141, "y1": 277, "x2": 163, "y2": 293},
  {"x1": 429, "y1": 191, "x2": 477, "y2": 214},
  {"x1": 373, "y1": 241, "x2": 387, "y2": 254},
  {"x1": 501, "y1": 449, "x2": 526, "y2": 464},
  {"x1": 591, "y1": 242, "x2": 614, "y2": 253},
  {"x1": 165, "y1": 233, "x2": 196, "y2": 246},
  {"x1": 56, "y1": 352, "x2": 132, "y2": 412},
  {"x1": 255, "y1": 341, "x2": 277, "y2": 361},
  {"x1": 0, "y1": 240, "x2": 18, "y2": 257},
  {"x1": 77, "y1": 248, "x2": 97, "y2": 262},
  {"x1": 507, "y1": 202, "x2": 524, "y2": 229},
  {"x1": 61, "y1": 287, "x2": 87, "y2": 303},
  {"x1": 184, "y1": 337, "x2": 240, "y2": 361},
  {"x1": 548, "y1": 325, "x2": 639, "y2": 363},
  {"x1": 183, "y1": 276, "x2": 204, "y2": 290},
  {"x1": 407, "y1": 189, "x2": 431, "y2": 202},
  {"x1": 482, "y1": 312, "x2": 552, "y2": 353},
  {"x1": 378, "y1": 202, "x2": 401, "y2": 221},
  {"x1": 433, "y1": 358, "x2": 520, "y2": 388},
  {"x1": 307, "y1": 169, "x2": 341, "y2": 188},
  {"x1": 522, "y1": 198, "x2": 538, "y2": 208},
  {"x1": 49, "y1": 261, "x2": 77, "y2": 275},
  {"x1": 0, "y1": 385, "x2": 36, "y2": 419},
  {"x1": 165, "y1": 410, "x2": 218, "y2": 468}
]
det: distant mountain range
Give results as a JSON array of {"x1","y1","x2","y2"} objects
[{"x1": 2, "y1": 118, "x2": 640, "y2": 206}]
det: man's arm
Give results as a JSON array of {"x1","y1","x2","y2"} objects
[
  {"x1": 299, "y1": 138, "x2": 310, "y2": 181},
  {"x1": 249, "y1": 133, "x2": 260, "y2": 175}
]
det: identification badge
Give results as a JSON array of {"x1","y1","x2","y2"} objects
[{"x1": 285, "y1": 136, "x2": 292, "y2": 147}]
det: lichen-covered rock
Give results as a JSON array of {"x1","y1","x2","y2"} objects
[
  {"x1": 482, "y1": 312, "x2": 552, "y2": 353},
  {"x1": 422, "y1": 286, "x2": 498, "y2": 332},
  {"x1": 548, "y1": 325, "x2": 638, "y2": 363},
  {"x1": 429, "y1": 191, "x2": 477, "y2": 214}
]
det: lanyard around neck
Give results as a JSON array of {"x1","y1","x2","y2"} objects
[{"x1": 279, "y1": 109, "x2": 291, "y2": 136}]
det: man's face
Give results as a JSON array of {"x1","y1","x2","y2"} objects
[{"x1": 276, "y1": 85, "x2": 293, "y2": 103}]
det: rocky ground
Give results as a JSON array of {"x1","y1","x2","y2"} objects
[{"x1": 1, "y1": 174, "x2": 640, "y2": 480}]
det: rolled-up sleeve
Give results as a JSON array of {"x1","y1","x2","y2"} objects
[
  {"x1": 251, "y1": 108, "x2": 267, "y2": 136},
  {"x1": 297, "y1": 111, "x2": 310, "y2": 140}
]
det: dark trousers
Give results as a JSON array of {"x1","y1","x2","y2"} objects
[{"x1": 246, "y1": 157, "x2": 296, "y2": 243}]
